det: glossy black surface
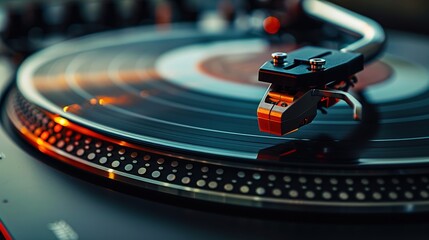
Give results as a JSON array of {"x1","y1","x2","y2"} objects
[
  {"x1": 2, "y1": 88, "x2": 429, "y2": 239},
  {"x1": 2, "y1": 90, "x2": 429, "y2": 239},
  {"x1": 16, "y1": 25, "x2": 429, "y2": 167},
  {"x1": 258, "y1": 46, "x2": 363, "y2": 87}
]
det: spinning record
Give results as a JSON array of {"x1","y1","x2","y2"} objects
[{"x1": 6, "y1": 25, "x2": 429, "y2": 212}]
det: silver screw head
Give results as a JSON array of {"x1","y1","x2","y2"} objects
[
  {"x1": 271, "y1": 52, "x2": 287, "y2": 66},
  {"x1": 309, "y1": 58, "x2": 326, "y2": 70}
]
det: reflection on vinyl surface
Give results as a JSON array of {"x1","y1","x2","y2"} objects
[
  {"x1": 17, "y1": 25, "x2": 429, "y2": 164},
  {"x1": 7, "y1": 25, "x2": 429, "y2": 212}
]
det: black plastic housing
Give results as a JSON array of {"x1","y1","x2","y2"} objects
[{"x1": 258, "y1": 46, "x2": 364, "y2": 89}]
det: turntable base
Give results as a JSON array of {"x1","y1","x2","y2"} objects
[
  {"x1": 2, "y1": 25, "x2": 429, "y2": 238},
  {"x1": 4, "y1": 25, "x2": 429, "y2": 213}
]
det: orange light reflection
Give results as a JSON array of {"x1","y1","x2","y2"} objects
[
  {"x1": 54, "y1": 116, "x2": 70, "y2": 127},
  {"x1": 108, "y1": 169, "x2": 115, "y2": 180},
  {"x1": 34, "y1": 69, "x2": 161, "y2": 93},
  {"x1": 63, "y1": 104, "x2": 81, "y2": 113}
]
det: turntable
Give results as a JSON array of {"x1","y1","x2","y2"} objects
[{"x1": 1, "y1": 0, "x2": 429, "y2": 239}]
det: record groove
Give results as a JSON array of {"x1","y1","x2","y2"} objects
[{"x1": 7, "y1": 25, "x2": 429, "y2": 212}]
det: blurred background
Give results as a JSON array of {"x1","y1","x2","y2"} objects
[
  {"x1": 330, "y1": 0, "x2": 429, "y2": 35},
  {"x1": 0, "y1": 0, "x2": 428, "y2": 57}
]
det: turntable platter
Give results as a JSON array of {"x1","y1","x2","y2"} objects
[{"x1": 7, "y1": 25, "x2": 429, "y2": 212}]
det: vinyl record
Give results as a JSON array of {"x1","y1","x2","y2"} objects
[{"x1": 7, "y1": 25, "x2": 429, "y2": 212}]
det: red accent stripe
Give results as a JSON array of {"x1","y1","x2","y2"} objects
[
  {"x1": 280, "y1": 149, "x2": 297, "y2": 157},
  {"x1": 0, "y1": 220, "x2": 13, "y2": 240}
]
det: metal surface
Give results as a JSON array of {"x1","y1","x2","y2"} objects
[
  {"x1": 256, "y1": 0, "x2": 385, "y2": 136},
  {"x1": 271, "y1": 52, "x2": 288, "y2": 66},
  {"x1": 312, "y1": 89, "x2": 362, "y2": 120},
  {"x1": 257, "y1": 46, "x2": 363, "y2": 135},
  {"x1": 302, "y1": 0, "x2": 386, "y2": 61},
  {"x1": 309, "y1": 58, "x2": 326, "y2": 71}
]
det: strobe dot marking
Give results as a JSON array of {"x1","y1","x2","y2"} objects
[
  {"x1": 256, "y1": 187, "x2": 266, "y2": 195},
  {"x1": 356, "y1": 192, "x2": 365, "y2": 200},
  {"x1": 389, "y1": 192, "x2": 398, "y2": 200},
  {"x1": 57, "y1": 140, "x2": 65, "y2": 148},
  {"x1": 181, "y1": 177, "x2": 191, "y2": 184},
  {"x1": 345, "y1": 178, "x2": 354, "y2": 185},
  {"x1": 377, "y1": 178, "x2": 385, "y2": 185},
  {"x1": 405, "y1": 191, "x2": 414, "y2": 199},
  {"x1": 322, "y1": 192, "x2": 332, "y2": 200},
  {"x1": 152, "y1": 171, "x2": 161, "y2": 178},
  {"x1": 124, "y1": 164, "x2": 133, "y2": 172},
  {"x1": 420, "y1": 191, "x2": 429, "y2": 198},
  {"x1": 339, "y1": 192, "x2": 349, "y2": 200},
  {"x1": 298, "y1": 177, "x2": 307, "y2": 184},
  {"x1": 185, "y1": 164, "x2": 193, "y2": 170},
  {"x1": 118, "y1": 149, "x2": 125, "y2": 155},
  {"x1": 373, "y1": 192, "x2": 382, "y2": 200},
  {"x1": 99, "y1": 157, "x2": 107, "y2": 164},
  {"x1": 87, "y1": 153, "x2": 96, "y2": 160},
  {"x1": 240, "y1": 186, "x2": 249, "y2": 193},
  {"x1": 252, "y1": 173, "x2": 261, "y2": 180},
  {"x1": 66, "y1": 145, "x2": 74, "y2": 152},
  {"x1": 157, "y1": 158, "x2": 165, "y2": 165},
  {"x1": 224, "y1": 184, "x2": 234, "y2": 191},
  {"x1": 138, "y1": 168, "x2": 147, "y2": 175},
  {"x1": 289, "y1": 190, "x2": 298, "y2": 198},
  {"x1": 167, "y1": 174, "x2": 176, "y2": 181},
  {"x1": 314, "y1": 178, "x2": 322, "y2": 184},
  {"x1": 406, "y1": 178, "x2": 415, "y2": 184},
  {"x1": 111, "y1": 161, "x2": 120, "y2": 168},
  {"x1": 283, "y1": 176, "x2": 292, "y2": 182},
  {"x1": 272, "y1": 189, "x2": 282, "y2": 197},
  {"x1": 208, "y1": 182, "x2": 218, "y2": 189},
  {"x1": 305, "y1": 191, "x2": 315, "y2": 199},
  {"x1": 197, "y1": 180, "x2": 206, "y2": 187},
  {"x1": 76, "y1": 149, "x2": 85, "y2": 156}
]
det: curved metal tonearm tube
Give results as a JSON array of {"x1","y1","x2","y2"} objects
[
  {"x1": 257, "y1": 0, "x2": 386, "y2": 135},
  {"x1": 302, "y1": 0, "x2": 386, "y2": 61}
]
